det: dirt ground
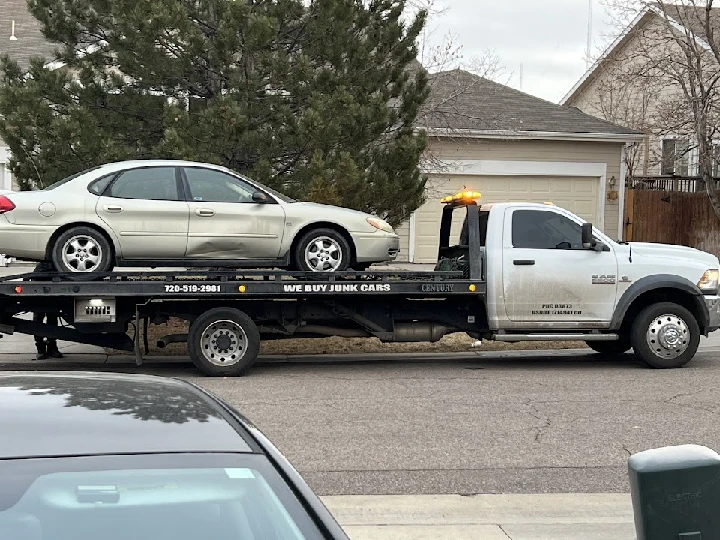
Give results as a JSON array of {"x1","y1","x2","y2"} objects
[{"x1": 123, "y1": 318, "x2": 588, "y2": 356}]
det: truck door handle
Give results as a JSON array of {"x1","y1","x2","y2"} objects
[
  {"x1": 104, "y1": 205, "x2": 123, "y2": 213},
  {"x1": 513, "y1": 259, "x2": 535, "y2": 266},
  {"x1": 195, "y1": 209, "x2": 215, "y2": 217}
]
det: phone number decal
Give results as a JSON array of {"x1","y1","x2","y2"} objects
[{"x1": 164, "y1": 284, "x2": 222, "y2": 294}]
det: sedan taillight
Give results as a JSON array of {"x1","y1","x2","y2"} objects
[{"x1": 0, "y1": 196, "x2": 15, "y2": 214}]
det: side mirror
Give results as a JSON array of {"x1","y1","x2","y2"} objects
[
  {"x1": 582, "y1": 222, "x2": 597, "y2": 249},
  {"x1": 252, "y1": 192, "x2": 268, "y2": 204}
]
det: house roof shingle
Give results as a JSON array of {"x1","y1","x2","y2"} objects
[
  {"x1": 0, "y1": 0, "x2": 57, "y2": 69},
  {"x1": 419, "y1": 69, "x2": 642, "y2": 137}
]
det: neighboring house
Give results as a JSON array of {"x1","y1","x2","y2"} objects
[
  {"x1": 562, "y1": 5, "x2": 720, "y2": 182},
  {"x1": 394, "y1": 70, "x2": 643, "y2": 262},
  {"x1": 0, "y1": 0, "x2": 57, "y2": 191}
]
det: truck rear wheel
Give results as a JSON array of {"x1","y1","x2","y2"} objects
[
  {"x1": 630, "y1": 302, "x2": 700, "y2": 369},
  {"x1": 586, "y1": 339, "x2": 631, "y2": 355},
  {"x1": 188, "y1": 308, "x2": 260, "y2": 376}
]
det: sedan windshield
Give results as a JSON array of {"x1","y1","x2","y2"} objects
[{"x1": 0, "y1": 453, "x2": 325, "y2": 540}]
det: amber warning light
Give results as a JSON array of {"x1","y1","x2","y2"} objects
[{"x1": 441, "y1": 191, "x2": 481, "y2": 204}]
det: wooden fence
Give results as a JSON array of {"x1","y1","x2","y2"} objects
[{"x1": 625, "y1": 188, "x2": 720, "y2": 257}]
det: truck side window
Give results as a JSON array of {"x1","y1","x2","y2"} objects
[{"x1": 512, "y1": 210, "x2": 583, "y2": 250}]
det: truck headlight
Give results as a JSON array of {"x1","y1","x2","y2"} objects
[
  {"x1": 367, "y1": 217, "x2": 394, "y2": 234},
  {"x1": 698, "y1": 269, "x2": 719, "y2": 293}
]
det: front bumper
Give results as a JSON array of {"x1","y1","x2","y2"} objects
[
  {"x1": 705, "y1": 295, "x2": 720, "y2": 332},
  {"x1": 352, "y1": 232, "x2": 400, "y2": 263}
]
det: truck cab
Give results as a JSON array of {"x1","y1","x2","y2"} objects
[{"x1": 439, "y1": 192, "x2": 720, "y2": 369}]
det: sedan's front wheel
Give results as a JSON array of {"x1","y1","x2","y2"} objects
[
  {"x1": 294, "y1": 228, "x2": 351, "y2": 273},
  {"x1": 51, "y1": 227, "x2": 113, "y2": 274}
]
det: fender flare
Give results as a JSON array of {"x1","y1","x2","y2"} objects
[{"x1": 610, "y1": 274, "x2": 709, "y2": 332}]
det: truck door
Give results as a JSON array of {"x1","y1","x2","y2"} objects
[{"x1": 501, "y1": 207, "x2": 618, "y2": 325}]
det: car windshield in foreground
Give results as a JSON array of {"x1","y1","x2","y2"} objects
[
  {"x1": 0, "y1": 453, "x2": 325, "y2": 540},
  {"x1": 40, "y1": 166, "x2": 104, "y2": 191}
]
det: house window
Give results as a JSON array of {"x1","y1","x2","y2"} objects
[{"x1": 661, "y1": 138, "x2": 691, "y2": 175}]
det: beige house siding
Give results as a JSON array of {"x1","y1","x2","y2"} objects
[
  {"x1": 396, "y1": 138, "x2": 625, "y2": 263},
  {"x1": 430, "y1": 138, "x2": 622, "y2": 239},
  {"x1": 564, "y1": 13, "x2": 695, "y2": 177},
  {"x1": 394, "y1": 221, "x2": 410, "y2": 262}
]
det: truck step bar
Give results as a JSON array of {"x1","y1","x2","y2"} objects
[{"x1": 493, "y1": 333, "x2": 619, "y2": 342}]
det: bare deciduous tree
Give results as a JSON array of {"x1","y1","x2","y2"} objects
[{"x1": 602, "y1": 0, "x2": 720, "y2": 216}]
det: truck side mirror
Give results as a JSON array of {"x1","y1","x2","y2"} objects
[{"x1": 581, "y1": 223, "x2": 596, "y2": 249}]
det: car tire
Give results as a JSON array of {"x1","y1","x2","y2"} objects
[
  {"x1": 188, "y1": 308, "x2": 260, "y2": 377},
  {"x1": 586, "y1": 339, "x2": 631, "y2": 355},
  {"x1": 51, "y1": 226, "x2": 113, "y2": 275},
  {"x1": 630, "y1": 302, "x2": 700, "y2": 369},
  {"x1": 294, "y1": 228, "x2": 351, "y2": 273}
]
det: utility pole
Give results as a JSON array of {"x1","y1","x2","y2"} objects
[{"x1": 519, "y1": 63, "x2": 523, "y2": 91}]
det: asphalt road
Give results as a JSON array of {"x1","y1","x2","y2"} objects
[{"x1": 2, "y1": 346, "x2": 719, "y2": 497}]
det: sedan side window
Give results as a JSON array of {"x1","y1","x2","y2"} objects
[
  {"x1": 184, "y1": 168, "x2": 257, "y2": 203},
  {"x1": 107, "y1": 168, "x2": 179, "y2": 201},
  {"x1": 512, "y1": 209, "x2": 583, "y2": 250},
  {"x1": 88, "y1": 174, "x2": 116, "y2": 196}
]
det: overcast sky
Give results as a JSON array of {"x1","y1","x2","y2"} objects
[{"x1": 422, "y1": 0, "x2": 619, "y2": 104}]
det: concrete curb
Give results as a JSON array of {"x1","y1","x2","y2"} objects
[{"x1": 103, "y1": 348, "x2": 593, "y2": 364}]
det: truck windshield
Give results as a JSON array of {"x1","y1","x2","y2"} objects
[{"x1": 0, "y1": 453, "x2": 324, "y2": 540}]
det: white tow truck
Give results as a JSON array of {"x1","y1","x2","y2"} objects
[{"x1": 0, "y1": 191, "x2": 718, "y2": 375}]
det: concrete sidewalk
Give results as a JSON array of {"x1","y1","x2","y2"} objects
[{"x1": 322, "y1": 493, "x2": 635, "y2": 540}]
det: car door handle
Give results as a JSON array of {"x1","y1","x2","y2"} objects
[
  {"x1": 513, "y1": 260, "x2": 535, "y2": 266},
  {"x1": 195, "y1": 209, "x2": 215, "y2": 217},
  {"x1": 104, "y1": 205, "x2": 123, "y2": 213}
]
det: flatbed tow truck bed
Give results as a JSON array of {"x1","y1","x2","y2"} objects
[{"x1": 0, "y1": 268, "x2": 488, "y2": 376}]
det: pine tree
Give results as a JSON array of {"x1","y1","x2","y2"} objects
[{"x1": 0, "y1": 0, "x2": 429, "y2": 226}]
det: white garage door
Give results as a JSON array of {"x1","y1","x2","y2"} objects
[{"x1": 411, "y1": 174, "x2": 601, "y2": 263}]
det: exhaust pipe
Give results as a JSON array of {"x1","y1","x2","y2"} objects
[
  {"x1": 389, "y1": 323, "x2": 454, "y2": 343},
  {"x1": 157, "y1": 334, "x2": 188, "y2": 348}
]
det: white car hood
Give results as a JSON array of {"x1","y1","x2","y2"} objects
[{"x1": 629, "y1": 242, "x2": 719, "y2": 267}]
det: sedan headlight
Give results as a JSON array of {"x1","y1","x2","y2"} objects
[
  {"x1": 698, "y1": 269, "x2": 719, "y2": 293},
  {"x1": 367, "y1": 217, "x2": 394, "y2": 234}
]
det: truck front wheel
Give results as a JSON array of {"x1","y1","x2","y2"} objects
[
  {"x1": 630, "y1": 302, "x2": 700, "y2": 369},
  {"x1": 188, "y1": 308, "x2": 260, "y2": 376}
]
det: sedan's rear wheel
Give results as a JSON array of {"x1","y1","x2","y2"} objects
[
  {"x1": 51, "y1": 227, "x2": 113, "y2": 274},
  {"x1": 294, "y1": 228, "x2": 351, "y2": 273}
]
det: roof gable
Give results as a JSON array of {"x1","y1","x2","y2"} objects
[{"x1": 562, "y1": 5, "x2": 720, "y2": 106}]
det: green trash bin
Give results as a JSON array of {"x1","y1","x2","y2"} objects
[{"x1": 629, "y1": 444, "x2": 720, "y2": 540}]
